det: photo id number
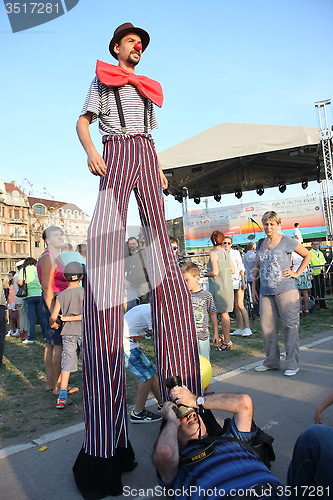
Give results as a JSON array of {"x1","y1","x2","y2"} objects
[
  {"x1": 5, "y1": 3, "x2": 60, "y2": 14},
  {"x1": 277, "y1": 485, "x2": 330, "y2": 496}
]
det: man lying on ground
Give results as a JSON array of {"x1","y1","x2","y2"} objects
[{"x1": 153, "y1": 385, "x2": 333, "y2": 499}]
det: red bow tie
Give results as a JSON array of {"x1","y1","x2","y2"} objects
[{"x1": 96, "y1": 60, "x2": 164, "y2": 108}]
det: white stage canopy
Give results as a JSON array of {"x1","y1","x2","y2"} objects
[{"x1": 159, "y1": 123, "x2": 321, "y2": 198}]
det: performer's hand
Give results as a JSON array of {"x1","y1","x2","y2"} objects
[
  {"x1": 160, "y1": 169, "x2": 168, "y2": 190},
  {"x1": 157, "y1": 158, "x2": 168, "y2": 190},
  {"x1": 87, "y1": 150, "x2": 107, "y2": 177}
]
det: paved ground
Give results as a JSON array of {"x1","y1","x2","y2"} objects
[{"x1": 0, "y1": 334, "x2": 333, "y2": 499}]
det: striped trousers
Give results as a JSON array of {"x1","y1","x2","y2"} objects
[{"x1": 83, "y1": 134, "x2": 202, "y2": 458}]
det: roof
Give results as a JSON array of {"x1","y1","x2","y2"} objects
[
  {"x1": 159, "y1": 123, "x2": 321, "y2": 198},
  {"x1": 4, "y1": 182, "x2": 25, "y2": 195},
  {"x1": 28, "y1": 196, "x2": 86, "y2": 213}
]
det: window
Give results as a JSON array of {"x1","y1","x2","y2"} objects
[
  {"x1": 59, "y1": 208, "x2": 64, "y2": 217},
  {"x1": 33, "y1": 204, "x2": 46, "y2": 215},
  {"x1": 14, "y1": 209, "x2": 20, "y2": 219},
  {"x1": 35, "y1": 241, "x2": 40, "y2": 248}
]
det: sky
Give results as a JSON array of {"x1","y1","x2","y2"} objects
[{"x1": 1, "y1": 0, "x2": 333, "y2": 233}]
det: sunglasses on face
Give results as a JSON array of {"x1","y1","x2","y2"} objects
[
  {"x1": 172, "y1": 246, "x2": 178, "y2": 250},
  {"x1": 223, "y1": 242, "x2": 232, "y2": 246}
]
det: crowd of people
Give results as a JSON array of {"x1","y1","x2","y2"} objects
[
  {"x1": 0, "y1": 229, "x2": 87, "y2": 410},
  {"x1": 1, "y1": 218, "x2": 331, "y2": 386}
]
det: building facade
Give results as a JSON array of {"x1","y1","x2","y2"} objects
[
  {"x1": 0, "y1": 180, "x2": 30, "y2": 276},
  {"x1": 0, "y1": 180, "x2": 90, "y2": 279},
  {"x1": 27, "y1": 196, "x2": 90, "y2": 260}
]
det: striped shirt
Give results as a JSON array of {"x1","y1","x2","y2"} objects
[
  {"x1": 191, "y1": 289, "x2": 217, "y2": 340},
  {"x1": 80, "y1": 76, "x2": 158, "y2": 135}
]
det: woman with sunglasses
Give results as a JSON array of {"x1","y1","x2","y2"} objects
[
  {"x1": 205, "y1": 231, "x2": 235, "y2": 351},
  {"x1": 222, "y1": 236, "x2": 252, "y2": 337}
]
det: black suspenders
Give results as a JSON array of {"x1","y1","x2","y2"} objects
[{"x1": 113, "y1": 87, "x2": 149, "y2": 134}]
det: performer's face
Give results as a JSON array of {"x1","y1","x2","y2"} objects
[{"x1": 114, "y1": 33, "x2": 142, "y2": 67}]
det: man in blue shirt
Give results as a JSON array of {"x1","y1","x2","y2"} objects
[{"x1": 153, "y1": 386, "x2": 333, "y2": 499}]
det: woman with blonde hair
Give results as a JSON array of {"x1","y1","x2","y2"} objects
[
  {"x1": 252, "y1": 211, "x2": 311, "y2": 376},
  {"x1": 205, "y1": 231, "x2": 235, "y2": 351}
]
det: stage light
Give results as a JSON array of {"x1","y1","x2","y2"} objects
[
  {"x1": 256, "y1": 186, "x2": 264, "y2": 196},
  {"x1": 214, "y1": 194, "x2": 221, "y2": 202},
  {"x1": 175, "y1": 194, "x2": 183, "y2": 203},
  {"x1": 279, "y1": 183, "x2": 286, "y2": 193},
  {"x1": 301, "y1": 181, "x2": 308, "y2": 190},
  {"x1": 194, "y1": 196, "x2": 201, "y2": 204},
  {"x1": 235, "y1": 189, "x2": 242, "y2": 199}
]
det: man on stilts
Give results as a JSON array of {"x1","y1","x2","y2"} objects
[{"x1": 74, "y1": 23, "x2": 202, "y2": 497}]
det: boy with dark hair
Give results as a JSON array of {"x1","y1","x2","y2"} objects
[
  {"x1": 182, "y1": 262, "x2": 219, "y2": 362},
  {"x1": 49, "y1": 261, "x2": 84, "y2": 409}
]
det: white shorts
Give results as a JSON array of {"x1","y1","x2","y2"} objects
[{"x1": 198, "y1": 338, "x2": 210, "y2": 362}]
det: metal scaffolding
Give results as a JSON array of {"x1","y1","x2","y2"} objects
[{"x1": 315, "y1": 99, "x2": 333, "y2": 244}]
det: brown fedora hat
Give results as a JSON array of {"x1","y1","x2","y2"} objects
[{"x1": 109, "y1": 22, "x2": 150, "y2": 59}]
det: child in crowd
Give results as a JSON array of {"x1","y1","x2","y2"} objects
[
  {"x1": 182, "y1": 262, "x2": 219, "y2": 362},
  {"x1": 49, "y1": 262, "x2": 84, "y2": 409},
  {"x1": 124, "y1": 303, "x2": 163, "y2": 424},
  {"x1": 5, "y1": 271, "x2": 20, "y2": 337}
]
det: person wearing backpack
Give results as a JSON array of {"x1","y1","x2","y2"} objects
[{"x1": 18, "y1": 258, "x2": 48, "y2": 344}]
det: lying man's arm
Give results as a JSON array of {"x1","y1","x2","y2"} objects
[
  {"x1": 152, "y1": 401, "x2": 181, "y2": 484},
  {"x1": 170, "y1": 386, "x2": 253, "y2": 433}
]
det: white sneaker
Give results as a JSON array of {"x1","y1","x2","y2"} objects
[
  {"x1": 22, "y1": 339, "x2": 34, "y2": 344},
  {"x1": 284, "y1": 368, "x2": 299, "y2": 377},
  {"x1": 10, "y1": 330, "x2": 20, "y2": 337},
  {"x1": 255, "y1": 365, "x2": 273, "y2": 372},
  {"x1": 242, "y1": 328, "x2": 253, "y2": 336},
  {"x1": 6, "y1": 331, "x2": 12, "y2": 337},
  {"x1": 230, "y1": 329, "x2": 244, "y2": 336}
]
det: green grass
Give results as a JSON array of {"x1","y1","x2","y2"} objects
[
  {"x1": 0, "y1": 308, "x2": 332, "y2": 446},
  {"x1": 0, "y1": 331, "x2": 83, "y2": 442}
]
